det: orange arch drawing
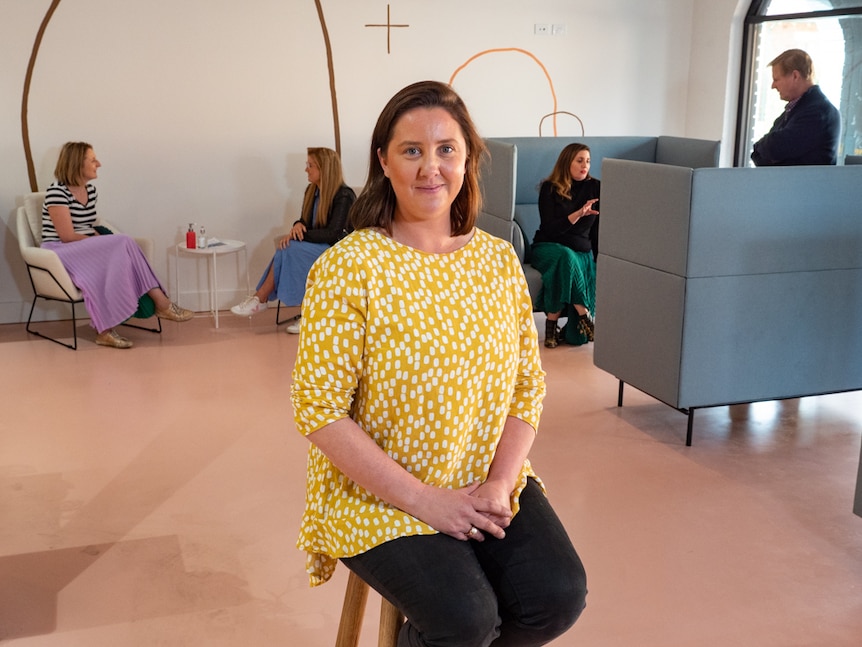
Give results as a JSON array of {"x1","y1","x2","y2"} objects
[{"x1": 449, "y1": 48, "x2": 563, "y2": 135}]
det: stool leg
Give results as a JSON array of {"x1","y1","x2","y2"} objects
[
  {"x1": 378, "y1": 597, "x2": 403, "y2": 647},
  {"x1": 335, "y1": 571, "x2": 370, "y2": 647}
]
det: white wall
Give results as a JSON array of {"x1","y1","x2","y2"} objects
[{"x1": 0, "y1": 0, "x2": 743, "y2": 323}]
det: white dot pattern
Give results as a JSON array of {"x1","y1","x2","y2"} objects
[{"x1": 291, "y1": 228, "x2": 546, "y2": 586}]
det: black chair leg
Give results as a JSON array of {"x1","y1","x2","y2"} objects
[
  {"x1": 25, "y1": 295, "x2": 79, "y2": 350},
  {"x1": 122, "y1": 317, "x2": 162, "y2": 335},
  {"x1": 26, "y1": 294, "x2": 161, "y2": 350},
  {"x1": 276, "y1": 301, "x2": 299, "y2": 326}
]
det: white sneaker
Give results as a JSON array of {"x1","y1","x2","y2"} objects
[
  {"x1": 285, "y1": 317, "x2": 301, "y2": 334},
  {"x1": 230, "y1": 295, "x2": 266, "y2": 317}
]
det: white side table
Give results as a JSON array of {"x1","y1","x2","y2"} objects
[{"x1": 174, "y1": 239, "x2": 249, "y2": 328}]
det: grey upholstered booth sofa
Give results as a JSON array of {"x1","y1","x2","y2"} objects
[
  {"x1": 593, "y1": 159, "x2": 862, "y2": 445},
  {"x1": 477, "y1": 136, "x2": 721, "y2": 301}
]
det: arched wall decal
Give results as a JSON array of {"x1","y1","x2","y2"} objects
[
  {"x1": 20, "y1": 0, "x2": 343, "y2": 190},
  {"x1": 314, "y1": 0, "x2": 342, "y2": 156},
  {"x1": 21, "y1": 0, "x2": 62, "y2": 193},
  {"x1": 449, "y1": 48, "x2": 562, "y2": 135},
  {"x1": 538, "y1": 111, "x2": 584, "y2": 137}
]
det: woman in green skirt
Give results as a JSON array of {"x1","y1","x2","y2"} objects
[{"x1": 531, "y1": 143, "x2": 600, "y2": 347}]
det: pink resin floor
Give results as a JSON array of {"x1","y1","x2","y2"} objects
[{"x1": 1, "y1": 309, "x2": 860, "y2": 646}]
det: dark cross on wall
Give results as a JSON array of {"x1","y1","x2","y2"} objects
[{"x1": 365, "y1": 4, "x2": 409, "y2": 54}]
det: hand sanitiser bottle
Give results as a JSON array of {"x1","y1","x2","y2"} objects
[
  {"x1": 186, "y1": 223, "x2": 196, "y2": 249},
  {"x1": 198, "y1": 225, "x2": 207, "y2": 249}
]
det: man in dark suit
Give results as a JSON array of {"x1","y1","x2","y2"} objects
[{"x1": 751, "y1": 49, "x2": 840, "y2": 166}]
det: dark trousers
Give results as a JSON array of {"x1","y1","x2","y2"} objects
[{"x1": 342, "y1": 479, "x2": 587, "y2": 647}]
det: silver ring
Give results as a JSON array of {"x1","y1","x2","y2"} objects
[{"x1": 467, "y1": 526, "x2": 478, "y2": 537}]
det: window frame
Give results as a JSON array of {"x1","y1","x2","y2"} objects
[{"x1": 735, "y1": 0, "x2": 862, "y2": 166}]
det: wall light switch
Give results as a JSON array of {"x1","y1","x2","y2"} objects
[{"x1": 552, "y1": 24, "x2": 567, "y2": 36}]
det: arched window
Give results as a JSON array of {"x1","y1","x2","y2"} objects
[{"x1": 736, "y1": 0, "x2": 862, "y2": 165}]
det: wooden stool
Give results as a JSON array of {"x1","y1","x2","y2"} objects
[{"x1": 335, "y1": 570, "x2": 403, "y2": 647}]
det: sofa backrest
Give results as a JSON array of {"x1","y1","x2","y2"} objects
[
  {"x1": 600, "y1": 160, "x2": 862, "y2": 278},
  {"x1": 596, "y1": 160, "x2": 695, "y2": 277},
  {"x1": 497, "y1": 135, "x2": 657, "y2": 202},
  {"x1": 478, "y1": 139, "x2": 519, "y2": 257},
  {"x1": 687, "y1": 165, "x2": 862, "y2": 277},
  {"x1": 23, "y1": 192, "x2": 46, "y2": 246},
  {"x1": 478, "y1": 136, "x2": 720, "y2": 264},
  {"x1": 655, "y1": 136, "x2": 721, "y2": 169}
]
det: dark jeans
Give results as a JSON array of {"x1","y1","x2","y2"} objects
[{"x1": 342, "y1": 478, "x2": 587, "y2": 647}]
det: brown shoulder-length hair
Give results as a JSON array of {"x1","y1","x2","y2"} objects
[
  {"x1": 54, "y1": 142, "x2": 93, "y2": 186},
  {"x1": 544, "y1": 143, "x2": 592, "y2": 200},
  {"x1": 300, "y1": 147, "x2": 345, "y2": 228},
  {"x1": 349, "y1": 80, "x2": 486, "y2": 236}
]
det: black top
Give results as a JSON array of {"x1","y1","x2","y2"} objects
[
  {"x1": 296, "y1": 184, "x2": 357, "y2": 245},
  {"x1": 533, "y1": 178, "x2": 600, "y2": 258}
]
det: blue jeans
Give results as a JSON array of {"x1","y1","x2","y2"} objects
[{"x1": 342, "y1": 479, "x2": 587, "y2": 647}]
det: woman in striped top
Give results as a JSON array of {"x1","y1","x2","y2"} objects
[{"x1": 41, "y1": 142, "x2": 193, "y2": 349}]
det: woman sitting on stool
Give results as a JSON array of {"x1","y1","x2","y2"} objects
[
  {"x1": 229, "y1": 147, "x2": 356, "y2": 333},
  {"x1": 291, "y1": 81, "x2": 587, "y2": 646}
]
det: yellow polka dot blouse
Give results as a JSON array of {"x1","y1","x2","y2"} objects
[{"x1": 291, "y1": 227, "x2": 546, "y2": 586}]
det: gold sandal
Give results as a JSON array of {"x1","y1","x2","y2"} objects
[{"x1": 95, "y1": 329, "x2": 133, "y2": 349}]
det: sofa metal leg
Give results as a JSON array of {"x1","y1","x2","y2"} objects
[
  {"x1": 685, "y1": 408, "x2": 695, "y2": 446},
  {"x1": 617, "y1": 378, "x2": 696, "y2": 446}
]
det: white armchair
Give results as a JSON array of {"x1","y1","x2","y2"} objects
[{"x1": 14, "y1": 192, "x2": 160, "y2": 349}]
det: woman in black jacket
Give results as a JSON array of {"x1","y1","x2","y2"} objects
[{"x1": 230, "y1": 147, "x2": 356, "y2": 332}]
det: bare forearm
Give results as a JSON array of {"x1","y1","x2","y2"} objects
[
  {"x1": 306, "y1": 418, "x2": 429, "y2": 514},
  {"x1": 49, "y1": 207, "x2": 90, "y2": 242},
  {"x1": 59, "y1": 231, "x2": 91, "y2": 242},
  {"x1": 307, "y1": 417, "x2": 514, "y2": 540},
  {"x1": 485, "y1": 416, "x2": 536, "y2": 493}
]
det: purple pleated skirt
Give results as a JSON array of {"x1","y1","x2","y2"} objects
[{"x1": 42, "y1": 234, "x2": 164, "y2": 332}]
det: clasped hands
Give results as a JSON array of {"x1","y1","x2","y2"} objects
[
  {"x1": 414, "y1": 479, "x2": 514, "y2": 543},
  {"x1": 277, "y1": 222, "x2": 307, "y2": 249}
]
